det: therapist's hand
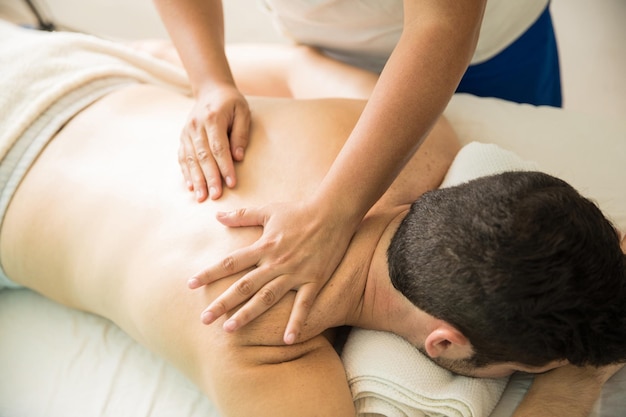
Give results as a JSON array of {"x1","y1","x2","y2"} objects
[
  {"x1": 188, "y1": 199, "x2": 357, "y2": 345},
  {"x1": 179, "y1": 84, "x2": 250, "y2": 202}
]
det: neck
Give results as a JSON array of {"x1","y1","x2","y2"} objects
[
  {"x1": 344, "y1": 209, "x2": 432, "y2": 347},
  {"x1": 302, "y1": 207, "x2": 433, "y2": 346}
]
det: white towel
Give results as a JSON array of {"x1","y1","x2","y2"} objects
[
  {"x1": 0, "y1": 21, "x2": 191, "y2": 163},
  {"x1": 342, "y1": 142, "x2": 541, "y2": 417},
  {"x1": 343, "y1": 330, "x2": 508, "y2": 417},
  {"x1": 440, "y1": 142, "x2": 539, "y2": 189},
  {"x1": 0, "y1": 22, "x2": 192, "y2": 284}
]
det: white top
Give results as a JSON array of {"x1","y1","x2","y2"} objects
[{"x1": 260, "y1": 0, "x2": 549, "y2": 72}]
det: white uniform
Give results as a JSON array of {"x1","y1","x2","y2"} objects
[{"x1": 259, "y1": 0, "x2": 549, "y2": 73}]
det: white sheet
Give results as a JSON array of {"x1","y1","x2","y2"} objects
[{"x1": 1, "y1": 94, "x2": 625, "y2": 416}]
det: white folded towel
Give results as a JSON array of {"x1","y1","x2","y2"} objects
[
  {"x1": 343, "y1": 330, "x2": 508, "y2": 417},
  {"x1": 0, "y1": 20, "x2": 190, "y2": 163},
  {"x1": 342, "y1": 142, "x2": 541, "y2": 417},
  {"x1": 440, "y1": 142, "x2": 539, "y2": 189}
]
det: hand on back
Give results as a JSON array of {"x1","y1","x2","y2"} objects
[
  {"x1": 179, "y1": 84, "x2": 250, "y2": 201},
  {"x1": 188, "y1": 199, "x2": 356, "y2": 345}
]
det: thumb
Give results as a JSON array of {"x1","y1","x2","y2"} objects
[
  {"x1": 229, "y1": 106, "x2": 250, "y2": 162},
  {"x1": 216, "y1": 207, "x2": 267, "y2": 227}
]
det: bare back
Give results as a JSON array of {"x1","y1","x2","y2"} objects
[{"x1": 0, "y1": 83, "x2": 458, "y2": 416}]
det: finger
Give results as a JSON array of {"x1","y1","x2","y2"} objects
[
  {"x1": 205, "y1": 118, "x2": 237, "y2": 190},
  {"x1": 200, "y1": 267, "x2": 273, "y2": 325},
  {"x1": 181, "y1": 132, "x2": 210, "y2": 201},
  {"x1": 188, "y1": 246, "x2": 261, "y2": 288},
  {"x1": 222, "y1": 276, "x2": 290, "y2": 332},
  {"x1": 216, "y1": 207, "x2": 268, "y2": 228},
  {"x1": 192, "y1": 130, "x2": 222, "y2": 200},
  {"x1": 283, "y1": 285, "x2": 318, "y2": 345},
  {"x1": 200, "y1": 276, "x2": 257, "y2": 325},
  {"x1": 229, "y1": 105, "x2": 251, "y2": 163},
  {"x1": 177, "y1": 142, "x2": 193, "y2": 191}
]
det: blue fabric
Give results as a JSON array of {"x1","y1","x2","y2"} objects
[{"x1": 456, "y1": 5, "x2": 562, "y2": 107}]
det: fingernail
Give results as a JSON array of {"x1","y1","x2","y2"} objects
[
  {"x1": 225, "y1": 176, "x2": 234, "y2": 188},
  {"x1": 196, "y1": 190, "x2": 203, "y2": 201},
  {"x1": 284, "y1": 332, "x2": 296, "y2": 345},
  {"x1": 187, "y1": 278, "x2": 199, "y2": 288},
  {"x1": 201, "y1": 311, "x2": 215, "y2": 324},
  {"x1": 209, "y1": 187, "x2": 217, "y2": 199},
  {"x1": 186, "y1": 181, "x2": 193, "y2": 190},
  {"x1": 235, "y1": 147, "x2": 244, "y2": 161},
  {"x1": 224, "y1": 319, "x2": 237, "y2": 332}
]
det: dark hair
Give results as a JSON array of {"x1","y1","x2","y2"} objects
[{"x1": 388, "y1": 171, "x2": 626, "y2": 367}]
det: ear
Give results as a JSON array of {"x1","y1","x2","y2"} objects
[{"x1": 424, "y1": 321, "x2": 473, "y2": 360}]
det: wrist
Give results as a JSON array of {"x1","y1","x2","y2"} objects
[
  {"x1": 308, "y1": 193, "x2": 363, "y2": 234},
  {"x1": 194, "y1": 78, "x2": 237, "y2": 98}
]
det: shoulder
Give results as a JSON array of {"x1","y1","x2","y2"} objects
[
  {"x1": 375, "y1": 116, "x2": 460, "y2": 209},
  {"x1": 217, "y1": 334, "x2": 355, "y2": 416},
  {"x1": 205, "y1": 313, "x2": 355, "y2": 416}
]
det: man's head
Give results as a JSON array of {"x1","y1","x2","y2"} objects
[{"x1": 388, "y1": 171, "x2": 626, "y2": 374}]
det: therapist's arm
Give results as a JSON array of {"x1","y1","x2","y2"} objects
[
  {"x1": 191, "y1": 0, "x2": 487, "y2": 344},
  {"x1": 153, "y1": 0, "x2": 250, "y2": 201}
]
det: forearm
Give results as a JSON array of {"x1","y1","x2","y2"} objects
[
  {"x1": 512, "y1": 377, "x2": 601, "y2": 417},
  {"x1": 313, "y1": 1, "x2": 484, "y2": 226},
  {"x1": 153, "y1": 0, "x2": 234, "y2": 95},
  {"x1": 512, "y1": 364, "x2": 624, "y2": 417}
]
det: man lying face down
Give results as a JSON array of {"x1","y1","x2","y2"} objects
[
  {"x1": 0, "y1": 19, "x2": 625, "y2": 417},
  {"x1": 389, "y1": 170, "x2": 626, "y2": 378}
]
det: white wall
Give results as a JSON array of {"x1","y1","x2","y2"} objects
[
  {"x1": 551, "y1": 0, "x2": 626, "y2": 120},
  {"x1": 0, "y1": 0, "x2": 282, "y2": 42}
]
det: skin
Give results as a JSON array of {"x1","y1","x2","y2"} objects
[
  {"x1": 0, "y1": 83, "x2": 457, "y2": 416},
  {"x1": 152, "y1": 0, "x2": 488, "y2": 343},
  {"x1": 1, "y1": 28, "x2": 621, "y2": 416},
  {"x1": 152, "y1": 0, "x2": 249, "y2": 201},
  {"x1": 1, "y1": 82, "x2": 620, "y2": 417}
]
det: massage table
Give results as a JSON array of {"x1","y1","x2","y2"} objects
[{"x1": 1, "y1": 87, "x2": 625, "y2": 416}]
